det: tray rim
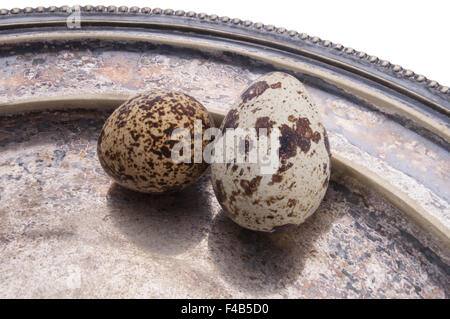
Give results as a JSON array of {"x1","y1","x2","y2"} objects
[
  {"x1": 0, "y1": 30, "x2": 449, "y2": 145},
  {"x1": 0, "y1": 5, "x2": 448, "y2": 111}
]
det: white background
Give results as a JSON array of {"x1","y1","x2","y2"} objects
[{"x1": 1, "y1": 0, "x2": 449, "y2": 85}]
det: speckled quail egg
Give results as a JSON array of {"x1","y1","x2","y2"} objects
[
  {"x1": 97, "y1": 90, "x2": 215, "y2": 194},
  {"x1": 211, "y1": 72, "x2": 331, "y2": 231}
]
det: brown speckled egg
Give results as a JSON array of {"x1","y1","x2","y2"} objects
[
  {"x1": 97, "y1": 90, "x2": 215, "y2": 194},
  {"x1": 211, "y1": 72, "x2": 331, "y2": 231}
]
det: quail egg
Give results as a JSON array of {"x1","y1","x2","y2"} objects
[
  {"x1": 211, "y1": 72, "x2": 331, "y2": 231},
  {"x1": 98, "y1": 90, "x2": 215, "y2": 194}
]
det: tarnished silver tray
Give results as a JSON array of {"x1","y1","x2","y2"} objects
[{"x1": 0, "y1": 6, "x2": 448, "y2": 298}]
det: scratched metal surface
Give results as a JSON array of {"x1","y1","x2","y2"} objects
[{"x1": 0, "y1": 40, "x2": 449, "y2": 298}]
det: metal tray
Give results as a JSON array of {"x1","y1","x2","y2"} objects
[{"x1": 0, "y1": 6, "x2": 448, "y2": 298}]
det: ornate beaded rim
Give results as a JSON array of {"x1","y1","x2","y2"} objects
[{"x1": 0, "y1": 5, "x2": 449, "y2": 101}]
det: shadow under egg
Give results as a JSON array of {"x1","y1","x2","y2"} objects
[
  {"x1": 206, "y1": 189, "x2": 337, "y2": 296},
  {"x1": 106, "y1": 171, "x2": 214, "y2": 256}
]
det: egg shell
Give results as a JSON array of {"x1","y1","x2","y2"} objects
[
  {"x1": 97, "y1": 90, "x2": 214, "y2": 194},
  {"x1": 211, "y1": 72, "x2": 331, "y2": 231}
]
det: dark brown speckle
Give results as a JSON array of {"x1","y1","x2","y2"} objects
[
  {"x1": 239, "y1": 176, "x2": 262, "y2": 196},
  {"x1": 241, "y1": 81, "x2": 270, "y2": 103}
]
